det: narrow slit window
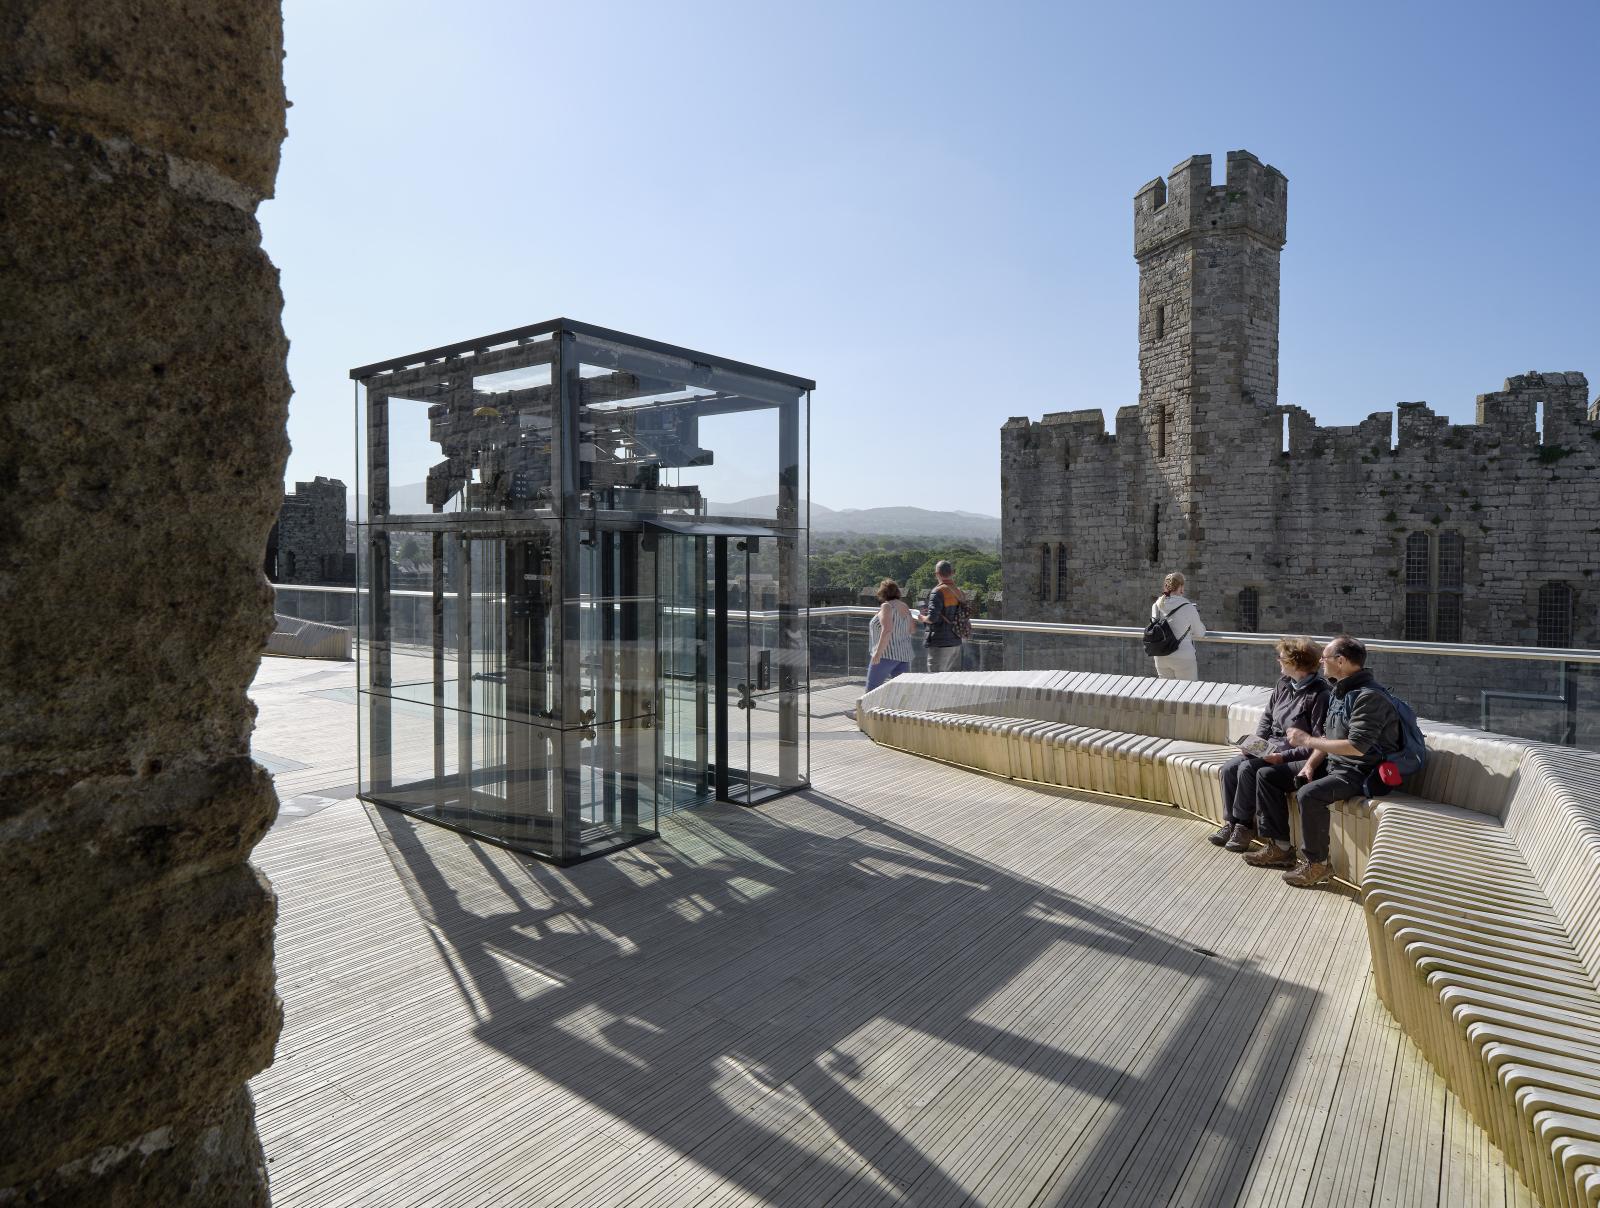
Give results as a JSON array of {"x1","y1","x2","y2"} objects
[
  {"x1": 1039, "y1": 544, "x2": 1051, "y2": 602},
  {"x1": 1154, "y1": 304, "x2": 1165, "y2": 341},
  {"x1": 1538, "y1": 582, "x2": 1573, "y2": 648},
  {"x1": 1238, "y1": 587, "x2": 1259, "y2": 633},
  {"x1": 1149, "y1": 503, "x2": 1161, "y2": 564},
  {"x1": 1055, "y1": 543, "x2": 1069, "y2": 604}
]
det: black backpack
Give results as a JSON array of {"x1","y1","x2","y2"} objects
[{"x1": 1142, "y1": 601, "x2": 1192, "y2": 656}]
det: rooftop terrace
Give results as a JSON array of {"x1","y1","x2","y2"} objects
[{"x1": 249, "y1": 656, "x2": 1535, "y2": 1206}]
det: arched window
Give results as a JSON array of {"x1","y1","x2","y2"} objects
[
  {"x1": 1538, "y1": 582, "x2": 1574, "y2": 648},
  {"x1": 1436, "y1": 531, "x2": 1464, "y2": 642},
  {"x1": 1038, "y1": 544, "x2": 1051, "y2": 602},
  {"x1": 1237, "y1": 587, "x2": 1259, "y2": 633},
  {"x1": 1403, "y1": 532, "x2": 1431, "y2": 640},
  {"x1": 1055, "y1": 543, "x2": 1069, "y2": 605}
]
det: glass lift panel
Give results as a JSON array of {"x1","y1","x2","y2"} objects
[{"x1": 355, "y1": 320, "x2": 811, "y2": 864}]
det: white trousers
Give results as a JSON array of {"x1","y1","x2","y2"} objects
[{"x1": 1153, "y1": 651, "x2": 1198, "y2": 680}]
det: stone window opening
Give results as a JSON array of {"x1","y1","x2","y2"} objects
[
  {"x1": 1157, "y1": 407, "x2": 1167, "y2": 458},
  {"x1": 1055, "y1": 543, "x2": 1069, "y2": 605},
  {"x1": 1538, "y1": 582, "x2": 1574, "y2": 648},
  {"x1": 1536, "y1": 399, "x2": 1545, "y2": 445},
  {"x1": 1436, "y1": 531, "x2": 1464, "y2": 643},
  {"x1": 1155, "y1": 304, "x2": 1165, "y2": 341},
  {"x1": 1403, "y1": 531, "x2": 1431, "y2": 641},
  {"x1": 1403, "y1": 530, "x2": 1467, "y2": 642},
  {"x1": 1281, "y1": 412, "x2": 1290, "y2": 454},
  {"x1": 1238, "y1": 587, "x2": 1259, "y2": 633},
  {"x1": 1149, "y1": 503, "x2": 1161, "y2": 564},
  {"x1": 1039, "y1": 544, "x2": 1051, "y2": 603}
]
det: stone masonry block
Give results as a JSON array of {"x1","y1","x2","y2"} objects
[
  {"x1": 0, "y1": 114, "x2": 290, "y2": 775},
  {"x1": 0, "y1": 862, "x2": 281, "y2": 1190},
  {"x1": 0, "y1": 0, "x2": 287, "y2": 198}
]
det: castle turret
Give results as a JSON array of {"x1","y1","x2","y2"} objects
[
  {"x1": 1134, "y1": 151, "x2": 1287, "y2": 458},
  {"x1": 1132, "y1": 150, "x2": 1287, "y2": 566}
]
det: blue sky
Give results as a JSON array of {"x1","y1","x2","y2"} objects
[{"x1": 263, "y1": 0, "x2": 1598, "y2": 516}]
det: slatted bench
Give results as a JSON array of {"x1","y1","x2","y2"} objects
[
  {"x1": 1366, "y1": 746, "x2": 1600, "y2": 1208},
  {"x1": 859, "y1": 670, "x2": 1600, "y2": 1206}
]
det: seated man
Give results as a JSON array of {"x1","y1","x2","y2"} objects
[{"x1": 1246, "y1": 634, "x2": 1402, "y2": 888}]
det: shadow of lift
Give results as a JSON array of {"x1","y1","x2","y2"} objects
[{"x1": 365, "y1": 787, "x2": 1322, "y2": 1207}]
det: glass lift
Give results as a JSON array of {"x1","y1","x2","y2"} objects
[{"x1": 352, "y1": 320, "x2": 811, "y2": 864}]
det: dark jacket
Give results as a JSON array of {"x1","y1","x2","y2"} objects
[
  {"x1": 1324, "y1": 669, "x2": 1404, "y2": 776},
  {"x1": 924, "y1": 583, "x2": 963, "y2": 648},
  {"x1": 1253, "y1": 673, "x2": 1332, "y2": 762}
]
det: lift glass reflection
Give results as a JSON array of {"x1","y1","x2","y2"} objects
[{"x1": 353, "y1": 320, "x2": 811, "y2": 863}]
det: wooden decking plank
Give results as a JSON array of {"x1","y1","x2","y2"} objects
[
  {"x1": 1221, "y1": 898, "x2": 1378, "y2": 1207},
  {"x1": 247, "y1": 669, "x2": 1538, "y2": 1208},
  {"x1": 1370, "y1": 1015, "x2": 1448, "y2": 1206},
  {"x1": 1303, "y1": 978, "x2": 1406, "y2": 1207}
]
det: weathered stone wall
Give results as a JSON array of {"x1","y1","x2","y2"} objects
[
  {"x1": 273, "y1": 476, "x2": 348, "y2": 583},
  {"x1": 1, "y1": 3, "x2": 288, "y2": 1203},
  {"x1": 1003, "y1": 151, "x2": 1600, "y2": 742}
]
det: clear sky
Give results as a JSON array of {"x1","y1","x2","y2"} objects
[{"x1": 263, "y1": 0, "x2": 1598, "y2": 517}]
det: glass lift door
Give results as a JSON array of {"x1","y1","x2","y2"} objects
[{"x1": 655, "y1": 532, "x2": 714, "y2": 812}]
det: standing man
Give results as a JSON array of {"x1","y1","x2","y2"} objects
[
  {"x1": 1247, "y1": 634, "x2": 1402, "y2": 888},
  {"x1": 923, "y1": 560, "x2": 968, "y2": 672}
]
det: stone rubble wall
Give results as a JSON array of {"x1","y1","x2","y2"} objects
[
  {"x1": 0, "y1": 2, "x2": 288, "y2": 1203},
  {"x1": 273, "y1": 475, "x2": 348, "y2": 583}
]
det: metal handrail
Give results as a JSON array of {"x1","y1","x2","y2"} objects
[
  {"x1": 271, "y1": 587, "x2": 1600, "y2": 666},
  {"x1": 805, "y1": 605, "x2": 1600, "y2": 666}
]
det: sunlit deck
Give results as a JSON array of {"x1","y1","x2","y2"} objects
[{"x1": 249, "y1": 656, "x2": 1536, "y2": 1207}]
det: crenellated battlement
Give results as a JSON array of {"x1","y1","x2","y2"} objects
[
  {"x1": 1134, "y1": 149, "x2": 1287, "y2": 260},
  {"x1": 1005, "y1": 149, "x2": 1600, "y2": 653},
  {"x1": 1264, "y1": 373, "x2": 1600, "y2": 458}
]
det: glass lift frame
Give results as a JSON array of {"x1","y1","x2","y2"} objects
[{"x1": 352, "y1": 319, "x2": 811, "y2": 865}]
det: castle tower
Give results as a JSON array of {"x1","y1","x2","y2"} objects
[{"x1": 1133, "y1": 151, "x2": 1287, "y2": 547}]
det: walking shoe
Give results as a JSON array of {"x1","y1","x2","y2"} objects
[
  {"x1": 1283, "y1": 859, "x2": 1332, "y2": 888},
  {"x1": 1224, "y1": 824, "x2": 1257, "y2": 853},
  {"x1": 1207, "y1": 822, "x2": 1235, "y2": 846},
  {"x1": 1244, "y1": 842, "x2": 1296, "y2": 869}
]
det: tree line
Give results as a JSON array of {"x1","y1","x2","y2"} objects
[{"x1": 810, "y1": 539, "x2": 1002, "y2": 616}]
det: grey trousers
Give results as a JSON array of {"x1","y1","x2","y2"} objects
[{"x1": 928, "y1": 644, "x2": 963, "y2": 672}]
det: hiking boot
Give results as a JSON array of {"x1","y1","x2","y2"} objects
[
  {"x1": 1244, "y1": 842, "x2": 1296, "y2": 869},
  {"x1": 1224, "y1": 824, "x2": 1257, "y2": 853},
  {"x1": 1207, "y1": 822, "x2": 1235, "y2": 846},
  {"x1": 1283, "y1": 859, "x2": 1333, "y2": 888}
]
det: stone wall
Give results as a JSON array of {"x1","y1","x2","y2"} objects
[
  {"x1": 1, "y1": 3, "x2": 288, "y2": 1203},
  {"x1": 271, "y1": 476, "x2": 350, "y2": 583},
  {"x1": 1003, "y1": 151, "x2": 1600, "y2": 742}
]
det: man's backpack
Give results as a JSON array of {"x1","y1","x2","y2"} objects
[
  {"x1": 932, "y1": 585, "x2": 974, "y2": 640},
  {"x1": 1341, "y1": 684, "x2": 1428, "y2": 795},
  {"x1": 1142, "y1": 601, "x2": 1192, "y2": 657}
]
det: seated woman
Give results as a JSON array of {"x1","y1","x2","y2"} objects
[
  {"x1": 1208, "y1": 635, "x2": 1330, "y2": 851},
  {"x1": 865, "y1": 578, "x2": 921, "y2": 693}
]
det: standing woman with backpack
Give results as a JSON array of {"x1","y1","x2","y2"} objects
[{"x1": 1149, "y1": 571, "x2": 1206, "y2": 680}]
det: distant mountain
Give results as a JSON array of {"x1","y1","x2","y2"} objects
[
  {"x1": 712, "y1": 497, "x2": 1000, "y2": 540},
  {"x1": 351, "y1": 485, "x2": 1000, "y2": 540}
]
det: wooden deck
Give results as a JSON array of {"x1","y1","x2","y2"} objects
[{"x1": 249, "y1": 657, "x2": 1538, "y2": 1207}]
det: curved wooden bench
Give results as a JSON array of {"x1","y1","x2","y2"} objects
[
  {"x1": 1366, "y1": 750, "x2": 1600, "y2": 1208},
  {"x1": 859, "y1": 670, "x2": 1600, "y2": 1206}
]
